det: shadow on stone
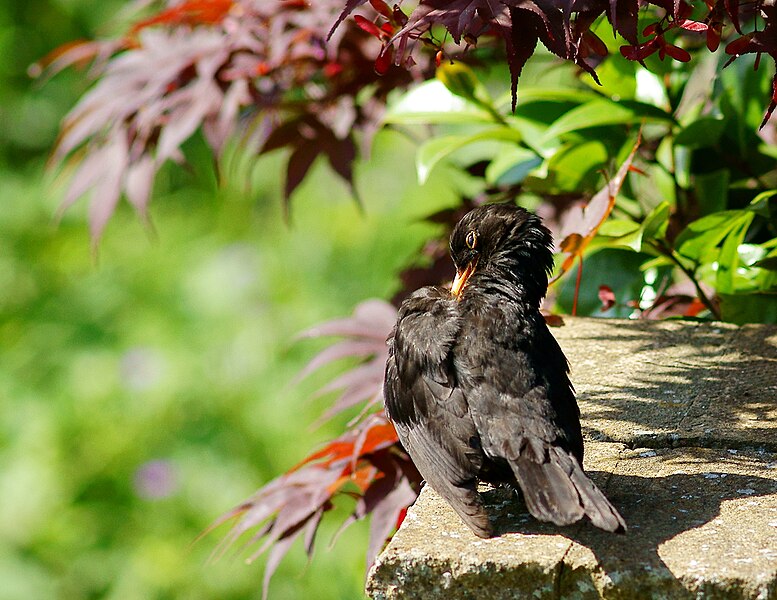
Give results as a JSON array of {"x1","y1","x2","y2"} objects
[
  {"x1": 485, "y1": 456, "x2": 777, "y2": 597},
  {"x1": 552, "y1": 320, "x2": 777, "y2": 452}
]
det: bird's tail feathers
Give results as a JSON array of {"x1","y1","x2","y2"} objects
[
  {"x1": 567, "y1": 460, "x2": 626, "y2": 532},
  {"x1": 511, "y1": 443, "x2": 626, "y2": 533}
]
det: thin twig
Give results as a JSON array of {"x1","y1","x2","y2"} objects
[{"x1": 650, "y1": 240, "x2": 722, "y2": 320}]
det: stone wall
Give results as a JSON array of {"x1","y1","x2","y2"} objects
[{"x1": 367, "y1": 318, "x2": 777, "y2": 599}]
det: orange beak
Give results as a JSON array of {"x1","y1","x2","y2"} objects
[{"x1": 451, "y1": 259, "x2": 477, "y2": 300}]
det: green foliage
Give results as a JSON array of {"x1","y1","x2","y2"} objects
[
  {"x1": 0, "y1": 129, "x2": 453, "y2": 597},
  {"x1": 387, "y1": 53, "x2": 777, "y2": 323},
  {"x1": 0, "y1": 2, "x2": 454, "y2": 586},
  {"x1": 0, "y1": 0, "x2": 127, "y2": 168},
  {"x1": 7, "y1": 1, "x2": 777, "y2": 596}
]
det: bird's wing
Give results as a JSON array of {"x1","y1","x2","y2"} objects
[
  {"x1": 459, "y1": 310, "x2": 626, "y2": 532},
  {"x1": 384, "y1": 288, "x2": 492, "y2": 537}
]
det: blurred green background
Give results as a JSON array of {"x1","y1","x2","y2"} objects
[{"x1": 0, "y1": 2, "x2": 457, "y2": 598}]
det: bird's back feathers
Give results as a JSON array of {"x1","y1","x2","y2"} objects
[{"x1": 384, "y1": 204, "x2": 626, "y2": 537}]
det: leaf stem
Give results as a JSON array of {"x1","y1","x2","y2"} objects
[
  {"x1": 572, "y1": 255, "x2": 583, "y2": 316},
  {"x1": 651, "y1": 240, "x2": 722, "y2": 320}
]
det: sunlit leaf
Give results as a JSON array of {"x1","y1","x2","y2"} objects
[
  {"x1": 545, "y1": 140, "x2": 609, "y2": 192},
  {"x1": 485, "y1": 146, "x2": 542, "y2": 185},
  {"x1": 641, "y1": 201, "x2": 671, "y2": 242},
  {"x1": 541, "y1": 100, "x2": 672, "y2": 143},
  {"x1": 593, "y1": 220, "x2": 643, "y2": 252},
  {"x1": 436, "y1": 63, "x2": 483, "y2": 105},
  {"x1": 675, "y1": 210, "x2": 748, "y2": 263},
  {"x1": 416, "y1": 127, "x2": 523, "y2": 184},
  {"x1": 512, "y1": 87, "x2": 600, "y2": 106},
  {"x1": 384, "y1": 80, "x2": 494, "y2": 125},
  {"x1": 716, "y1": 212, "x2": 754, "y2": 294}
]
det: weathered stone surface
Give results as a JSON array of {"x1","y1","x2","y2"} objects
[
  {"x1": 552, "y1": 318, "x2": 777, "y2": 452},
  {"x1": 367, "y1": 318, "x2": 777, "y2": 599}
]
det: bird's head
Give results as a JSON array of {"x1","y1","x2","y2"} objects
[{"x1": 449, "y1": 204, "x2": 554, "y2": 303}]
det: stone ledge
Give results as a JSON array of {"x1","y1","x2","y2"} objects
[
  {"x1": 552, "y1": 318, "x2": 777, "y2": 452},
  {"x1": 367, "y1": 318, "x2": 777, "y2": 599}
]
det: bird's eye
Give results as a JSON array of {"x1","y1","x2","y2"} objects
[{"x1": 465, "y1": 230, "x2": 478, "y2": 249}]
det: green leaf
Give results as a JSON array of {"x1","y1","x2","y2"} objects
[
  {"x1": 436, "y1": 63, "x2": 503, "y2": 123},
  {"x1": 541, "y1": 99, "x2": 673, "y2": 143},
  {"x1": 640, "y1": 255, "x2": 675, "y2": 270},
  {"x1": 674, "y1": 145, "x2": 691, "y2": 190},
  {"x1": 735, "y1": 244, "x2": 777, "y2": 292},
  {"x1": 580, "y1": 54, "x2": 637, "y2": 100},
  {"x1": 758, "y1": 143, "x2": 777, "y2": 159},
  {"x1": 546, "y1": 140, "x2": 608, "y2": 192},
  {"x1": 415, "y1": 127, "x2": 523, "y2": 184},
  {"x1": 748, "y1": 189, "x2": 777, "y2": 217},
  {"x1": 505, "y1": 115, "x2": 560, "y2": 157},
  {"x1": 655, "y1": 136, "x2": 673, "y2": 173},
  {"x1": 634, "y1": 67, "x2": 670, "y2": 109},
  {"x1": 674, "y1": 117, "x2": 726, "y2": 147},
  {"x1": 485, "y1": 147, "x2": 542, "y2": 185},
  {"x1": 694, "y1": 170, "x2": 729, "y2": 215},
  {"x1": 719, "y1": 57, "x2": 773, "y2": 152},
  {"x1": 719, "y1": 292, "x2": 777, "y2": 324},
  {"x1": 675, "y1": 210, "x2": 747, "y2": 262},
  {"x1": 512, "y1": 87, "x2": 601, "y2": 106},
  {"x1": 630, "y1": 163, "x2": 676, "y2": 212},
  {"x1": 598, "y1": 219, "x2": 642, "y2": 237},
  {"x1": 594, "y1": 201, "x2": 670, "y2": 253},
  {"x1": 716, "y1": 212, "x2": 754, "y2": 294},
  {"x1": 594, "y1": 219, "x2": 643, "y2": 251},
  {"x1": 436, "y1": 63, "x2": 483, "y2": 103},
  {"x1": 642, "y1": 201, "x2": 671, "y2": 242},
  {"x1": 384, "y1": 80, "x2": 493, "y2": 125}
]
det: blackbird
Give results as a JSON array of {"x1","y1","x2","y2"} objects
[{"x1": 384, "y1": 203, "x2": 626, "y2": 537}]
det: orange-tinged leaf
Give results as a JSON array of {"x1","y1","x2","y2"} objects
[
  {"x1": 328, "y1": 463, "x2": 383, "y2": 495},
  {"x1": 552, "y1": 133, "x2": 642, "y2": 284},
  {"x1": 290, "y1": 441, "x2": 354, "y2": 471},
  {"x1": 30, "y1": 38, "x2": 125, "y2": 81},
  {"x1": 289, "y1": 414, "x2": 398, "y2": 473},
  {"x1": 31, "y1": 40, "x2": 102, "y2": 76},
  {"x1": 357, "y1": 420, "x2": 399, "y2": 456},
  {"x1": 542, "y1": 313, "x2": 565, "y2": 327},
  {"x1": 352, "y1": 464, "x2": 381, "y2": 491},
  {"x1": 130, "y1": 0, "x2": 234, "y2": 34},
  {"x1": 560, "y1": 232, "x2": 584, "y2": 254}
]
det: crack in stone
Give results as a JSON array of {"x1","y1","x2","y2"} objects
[
  {"x1": 553, "y1": 540, "x2": 574, "y2": 600},
  {"x1": 552, "y1": 449, "x2": 621, "y2": 600}
]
